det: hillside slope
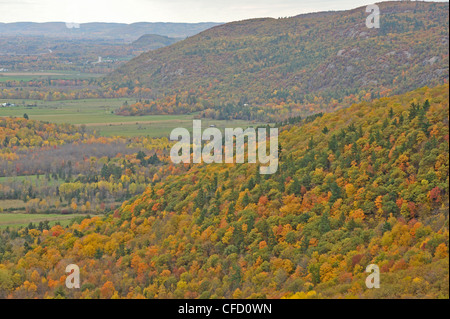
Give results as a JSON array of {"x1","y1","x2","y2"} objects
[
  {"x1": 108, "y1": 1, "x2": 449, "y2": 121},
  {"x1": 0, "y1": 84, "x2": 448, "y2": 298},
  {"x1": 132, "y1": 34, "x2": 182, "y2": 51}
]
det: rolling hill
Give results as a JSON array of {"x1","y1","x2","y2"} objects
[
  {"x1": 0, "y1": 84, "x2": 448, "y2": 298},
  {"x1": 132, "y1": 34, "x2": 182, "y2": 51},
  {"x1": 108, "y1": 1, "x2": 449, "y2": 121}
]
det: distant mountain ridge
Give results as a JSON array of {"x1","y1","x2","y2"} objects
[
  {"x1": 0, "y1": 22, "x2": 222, "y2": 41},
  {"x1": 108, "y1": 1, "x2": 449, "y2": 121}
]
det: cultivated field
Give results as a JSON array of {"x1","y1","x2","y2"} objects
[
  {"x1": 0, "y1": 71, "x2": 104, "y2": 82},
  {"x1": 0, "y1": 98, "x2": 264, "y2": 137},
  {"x1": 0, "y1": 212, "x2": 91, "y2": 229}
]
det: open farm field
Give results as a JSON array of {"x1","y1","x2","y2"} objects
[
  {"x1": 0, "y1": 70, "x2": 104, "y2": 82},
  {"x1": 0, "y1": 212, "x2": 91, "y2": 229},
  {"x1": 0, "y1": 98, "x2": 266, "y2": 137}
]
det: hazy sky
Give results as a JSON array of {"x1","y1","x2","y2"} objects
[{"x1": 0, "y1": 0, "x2": 448, "y2": 23}]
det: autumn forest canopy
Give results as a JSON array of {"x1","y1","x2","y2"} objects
[{"x1": 0, "y1": 1, "x2": 448, "y2": 300}]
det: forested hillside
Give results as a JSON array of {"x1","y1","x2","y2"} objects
[
  {"x1": 0, "y1": 84, "x2": 447, "y2": 298},
  {"x1": 108, "y1": 1, "x2": 449, "y2": 121},
  {"x1": 132, "y1": 35, "x2": 181, "y2": 51}
]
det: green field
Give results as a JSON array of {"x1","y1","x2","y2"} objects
[
  {"x1": 0, "y1": 212, "x2": 91, "y2": 229},
  {"x1": 0, "y1": 71, "x2": 104, "y2": 82},
  {"x1": 0, "y1": 98, "x2": 266, "y2": 137},
  {"x1": 0, "y1": 200, "x2": 26, "y2": 210}
]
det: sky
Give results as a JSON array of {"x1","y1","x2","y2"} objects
[{"x1": 0, "y1": 0, "x2": 448, "y2": 23}]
